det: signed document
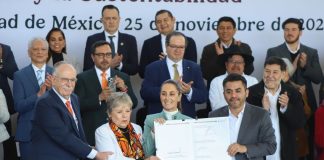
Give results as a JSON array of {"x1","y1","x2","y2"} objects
[{"x1": 154, "y1": 117, "x2": 231, "y2": 160}]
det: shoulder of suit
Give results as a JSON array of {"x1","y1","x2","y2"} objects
[
  {"x1": 183, "y1": 59, "x2": 199, "y2": 68},
  {"x1": 88, "y1": 32, "x2": 104, "y2": 39},
  {"x1": 246, "y1": 103, "x2": 266, "y2": 113},
  {"x1": 300, "y1": 43, "x2": 317, "y2": 53},
  {"x1": 143, "y1": 34, "x2": 160, "y2": 43},
  {"x1": 119, "y1": 32, "x2": 136, "y2": 39},
  {"x1": 77, "y1": 68, "x2": 95, "y2": 77},
  {"x1": 113, "y1": 69, "x2": 129, "y2": 78}
]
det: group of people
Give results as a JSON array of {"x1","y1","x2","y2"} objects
[{"x1": 0, "y1": 3, "x2": 324, "y2": 160}]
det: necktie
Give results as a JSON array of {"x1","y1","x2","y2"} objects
[
  {"x1": 101, "y1": 72, "x2": 108, "y2": 89},
  {"x1": 36, "y1": 69, "x2": 43, "y2": 86},
  {"x1": 173, "y1": 64, "x2": 180, "y2": 80},
  {"x1": 108, "y1": 36, "x2": 116, "y2": 57},
  {"x1": 65, "y1": 100, "x2": 74, "y2": 116}
]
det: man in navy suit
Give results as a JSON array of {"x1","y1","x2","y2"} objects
[
  {"x1": 13, "y1": 38, "x2": 53, "y2": 160},
  {"x1": 0, "y1": 43, "x2": 19, "y2": 159},
  {"x1": 83, "y1": 5, "x2": 138, "y2": 76},
  {"x1": 140, "y1": 31, "x2": 207, "y2": 118},
  {"x1": 31, "y1": 62, "x2": 109, "y2": 160},
  {"x1": 139, "y1": 9, "x2": 197, "y2": 79}
]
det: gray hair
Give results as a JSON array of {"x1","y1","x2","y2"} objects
[
  {"x1": 281, "y1": 58, "x2": 295, "y2": 77},
  {"x1": 52, "y1": 61, "x2": 76, "y2": 77},
  {"x1": 106, "y1": 92, "x2": 133, "y2": 114},
  {"x1": 28, "y1": 37, "x2": 49, "y2": 49}
]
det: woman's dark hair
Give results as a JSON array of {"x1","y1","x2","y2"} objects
[{"x1": 45, "y1": 28, "x2": 67, "y2": 62}]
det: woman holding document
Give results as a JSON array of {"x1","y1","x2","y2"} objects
[
  {"x1": 143, "y1": 79, "x2": 192, "y2": 157},
  {"x1": 95, "y1": 92, "x2": 159, "y2": 160}
]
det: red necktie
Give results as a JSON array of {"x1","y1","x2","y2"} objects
[{"x1": 65, "y1": 100, "x2": 74, "y2": 116}]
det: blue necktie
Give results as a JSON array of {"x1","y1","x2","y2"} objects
[
  {"x1": 36, "y1": 69, "x2": 43, "y2": 86},
  {"x1": 108, "y1": 36, "x2": 116, "y2": 57}
]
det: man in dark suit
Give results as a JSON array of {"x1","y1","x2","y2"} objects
[
  {"x1": 200, "y1": 16, "x2": 254, "y2": 89},
  {"x1": 246, "y1": 57, "x2": 306, "y2": 160},
  {"x1": 31, "y1": 61, "x2": 109, "y2": 160},
  {"x1": 0, "y1": 43, "x2": 19, "y2": 159},
  {"x1": 266, "y1": 18, "x2": 323, "y2": 160},
  {"x1": 13, "y1": 38, "x2": 53, "y2": 160},
  {"x1": 83, "y1": 5, "x2": 138, "y2": 76},
  {"x1": 139, "y1": 9, "x2": 197, "y2": 79},
  {"x1": 75, "y1": 40, "x2": 137, "y2": 146},
  {"x1": 140, "y1": 31, "x2": 207, "y2": 118},
  {"x1": 209, "y1": 73, "x2": 276, "y2": 160}
]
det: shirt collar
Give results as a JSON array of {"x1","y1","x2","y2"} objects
[
  {"x1": 52, "y1": 87, "x2": 71, "y2": 102},
  {"x1": 285, "y1": 42, "x2": 300, "y2": 54},
  {"x1": 94, "y1": 66, "x2": 111, "y2": 78},
  {"x1": 229, "y1": 103, "x2": 246, "y2": 118},
  {"x1": 32, "y1": 63, "x2": 46, "y2": 71}
]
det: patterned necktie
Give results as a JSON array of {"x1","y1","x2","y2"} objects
[
  {"x1": 65, "y1": 100, "x2": 74, "y2": 116},
  {"x1": 36, "y1": 69, "x2": 43, "y2": 86},
  {"x1": 108, "y1": 36, "x2": 116, "y2": 57},
  {"x1": 173, "y1": 64, "x2": 180, "y2": 80},
  {"x1": 101, "y1": 72, "x2": 108, "y2": 89}
]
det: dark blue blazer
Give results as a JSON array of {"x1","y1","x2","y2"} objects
[
  {"x1": 83, "y1": 31, "x2": 138, "y2": 75},
  {"x1": 13, "y1": 64, "x2": 53, "y2": 142},
  {"x1": 31, "y1": 90, "x2": 91, "y2": 160},
  {"x1": 0, "y1": 43, "x2": 18, "y2": 114},
  {"x1": 140, "y1": 59, "x2": 207, "y2": 118},
  {"x1": 139, "y1": 34, "x2": 197, "y2": 78}
]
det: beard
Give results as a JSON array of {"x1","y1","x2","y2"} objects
[{"x1": 285, "y1": 34, "x2": 300, "y2": 44}]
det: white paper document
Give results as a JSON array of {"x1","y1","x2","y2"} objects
[{"x1": 154, "y1": 117, "x2": 231, "y2": 160}]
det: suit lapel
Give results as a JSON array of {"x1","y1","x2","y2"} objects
[
  {"x1": 157, "y1": 34, "x2": 163, "y2": 52},
  {"x1": 182, "y1": 60, "x2": 191, "y2": 83},
  {"x1": 49, "y1": 89, "x2": 81, "y2": 137},
  {"x1": 237, "y1": 104, "x2": 251, "y2": 143},
  {"x1": 161, "y1": 60, "x2": 171, "y2": 80},
  {"x1": 26, "y1": 64, "x2": 40, "y2": 91},
  {"x1": 89, "y1": 68, "x2": 102, "y2": 92}
]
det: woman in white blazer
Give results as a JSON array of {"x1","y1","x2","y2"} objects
[
  {"x1": 0, "y1": 89, "x2": 10, "y2": 160},
  {"x1": 46, "y1": 28, "x2": 81, "y2": 73},
  {"x1": 95, "y1": 92, "x2": 159, "y2": 160}
]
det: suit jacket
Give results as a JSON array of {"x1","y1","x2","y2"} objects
[
  {"x1": 13, "y1": 64, "x2": 53, "y2": 142},
  {"x1": 31, "y1": 89, "x2": 92, "y2": 160},
  {"x1": 140, "y1": 59, "x2": 208, "y2": 118},
  {"x1": 209, "y1": 103, "x2": 276, "y2": 160},
  {"x1": 95, "y1": 122, "x2": 142, "y2": 160},
  {"x1": 74, "y1": 67, "x2": 137, "y2": 145},
  {"x1": 267, "y1": 43, "x2": 323, "y2": 111},
  {"x1": 200, "y1": 39, "x2": 254, "y2": 88},
  {"x1": 246, "y1": 81, "x2": 306, "y2": 160},
  {"x1": 0, "y1": 43, "x2": 18, "y2": 115},
  {"x1": 142, "y1": 111, "x2": 192, "y2": 157},
  {"x1": 139, "y1": 34, "x2": 197, "y2": 78},
  {"x1": 83, "y1": 31, "x2": 138, "y2": 75}
]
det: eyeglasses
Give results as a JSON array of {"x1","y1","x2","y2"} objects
[
  {"x1": 168, "y1": 44, "x2": 185, "y2": 50},
  {"x1": 94, "y1": 53, "x2": 112, "y2": 58},
  {"x1": 57, "y1": 77, "x2": 77, "y2": 83},
  {"x1": 228, "y1": 60, "x2": 244, "y2": 65}
]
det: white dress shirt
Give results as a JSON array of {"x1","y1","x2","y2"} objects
[
  {"x1": 209, "y1": 73, "x2": 258, "y2": 111},
  {"x1": 105, "y1": 31, "x2": 123, "y2": 70},
  {"x1": 229, "y1": 104, "x2": 245, "y2": 160},
  {"x1": 166, "y1": 57, "x2": 193, "y2": 100}
]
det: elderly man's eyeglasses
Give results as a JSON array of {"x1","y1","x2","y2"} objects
[
  {"x1": 168, "y1": 44, "x2": 185, "y2": 50},
  {"x1": 94, "y1": 53, "x2": 112, "y2": 58},
  {"x1": 57, "y1": 77, "x2": 77, "y2": 83}
]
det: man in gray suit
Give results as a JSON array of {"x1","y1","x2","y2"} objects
[{"x1": 209, "y1": 73, "x2": 276, "y2": 160}]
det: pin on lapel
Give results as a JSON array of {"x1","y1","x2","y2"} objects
[{"x1": 120, "y1": 42, "x2": 124, "y2": 46}]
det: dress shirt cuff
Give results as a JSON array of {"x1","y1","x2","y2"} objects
[
  {"x1": 185, "y1": 88, "x2": 193, "y2": 101},
  {"x1": 87, "y1": 149, "x2": 97, "y2": 159},
  {"x1": 117, "y1": 62, "x2": 123, "y2": 70},
  {"x1": 280, "y1": 106, "x2": 288, "y2": 113}
]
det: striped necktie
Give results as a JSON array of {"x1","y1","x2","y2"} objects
[{"x1": 36, "y1": 69, "x2": 43, "y2": 86}]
